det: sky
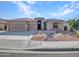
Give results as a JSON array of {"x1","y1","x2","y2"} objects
[{"x1": 0, "y1": 1, "x2": 79, "y2": 20}]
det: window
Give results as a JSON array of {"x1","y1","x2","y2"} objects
[{"x1": 53, "y1": 23, "x2": 58, "y2": 28}]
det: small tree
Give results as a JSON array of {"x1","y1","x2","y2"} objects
[
  {"x1": 76, "y1": 19, "x2": 79, "y2": 29},
  {"x1": 67, "y1": 18, "x2": 79, "y2": 31},
  {"x1": 67, "y1": 19, "x2": 75, "y2": 32}
]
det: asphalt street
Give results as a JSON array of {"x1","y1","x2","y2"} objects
[{"x1": 0, "y1": 49, "x2": 79, "y2": 57}]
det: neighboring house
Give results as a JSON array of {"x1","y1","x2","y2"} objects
[
  {"x1": 0, "y1": 17, "x2": 67, "y2": 31},
  {"x1": 0, "y1": 19, "x2": 8, "y2": 31}
]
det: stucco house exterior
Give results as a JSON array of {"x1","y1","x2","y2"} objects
[
  {"x1": 0, "y1": 19, "x2": 8, "y2": 31},
  {"x1": 0, "y1": 17, "x2": 67, "y2": 31}
]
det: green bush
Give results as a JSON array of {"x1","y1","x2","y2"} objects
[{"x1": 76, "y1": 31, "x2": 79, "y2": 37}]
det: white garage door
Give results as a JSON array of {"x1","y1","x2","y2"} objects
[{"x1": 9, "y1": 22, "x2": 25, "y2": 31}]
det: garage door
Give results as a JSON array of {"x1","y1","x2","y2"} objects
[{"x1": 9, "y1": 22, "x2": 25, "y2": 31}]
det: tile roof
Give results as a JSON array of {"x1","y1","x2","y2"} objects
[{"x1": 0, "y1": 18, "x2": 65, "y2": 22}]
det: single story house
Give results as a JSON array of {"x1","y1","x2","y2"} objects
[
  {"x1": 0, "y1": 19, "x2": 8, "y2": 31},
  {"x1": 0, "y1": 17, "x2": 68, "y2": 31}
]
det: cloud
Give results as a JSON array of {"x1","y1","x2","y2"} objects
[
  {"x1": 51, "y1": 9, "x2": 74, "y2": 17},
  {"x1": 60, "y1": 4, "x2": 69, "y2": 11},
  {"x1": 27, "y1": 1, "x2": 37, "y2": 5},
  {"x1": 51, "y1": 1, "x2": 79, "y2": 17},
  {"x1": 70, "y1": 1, "x2": 76, "y2": 8},
  {"x1": 63, "y1": 9, "x2": 74, "y2": 15},
  {"x1": 11, "y1": 1, "x2": 40, "y2": 18},
  {"x1": 75, "y1": 3, "x2": 79, "y2": 9}
]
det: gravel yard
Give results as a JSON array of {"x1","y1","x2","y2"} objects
[{"x1": 31, "y1": 31, "x2": 79, "y2": 41}]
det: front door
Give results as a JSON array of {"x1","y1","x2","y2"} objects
[
  {"x1": 37, "y1": 20, "x2": 41, "y2": 30},
  {"x1": 5, "y1": 25, "x2": 7, "y2": 30},
  {"x1": 64, "y1": 26, "x2": 67, "y2": 31}
]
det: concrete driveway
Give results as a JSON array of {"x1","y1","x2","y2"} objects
[{"x1": 0, "y1": 31, "x2": 37, "y2": 36}]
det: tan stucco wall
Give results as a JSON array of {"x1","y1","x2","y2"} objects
[
  {"x1": 46, "y1": 21, "x2": 65, "y2": 30},
  {"x1": 57, "y1": 22, "x2": 64, "y2": 30},
  {"x1": 41, "y1": 21, "x2": 45, "y2": 30},
  {"x1": 46, "y1": 22, "x2": 53, "y2": 30},
  {"x1": 0, "y1": 24, "x2": 5, "y2": 30},
  {"x1": 24, "y1": 22, "x2": 27, "y2": 31}
]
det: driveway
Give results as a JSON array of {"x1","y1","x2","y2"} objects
[{"x1": 0, "y1": 31, "x2": 37, "y2": 36}]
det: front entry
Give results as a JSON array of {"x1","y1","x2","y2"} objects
[
  {"x1": 64, "y1": 26, "x2": 67, "y2": 31},
  {"x1": 37, "y1": 20, "x2": 41, "y2": 30},
  {"x1": 5, "y1": 25, "x2": 7, "y2": 30}
]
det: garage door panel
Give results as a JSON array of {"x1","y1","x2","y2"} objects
[{"x1": 9, "y1": 22, "x2": 25, "y2": 31}]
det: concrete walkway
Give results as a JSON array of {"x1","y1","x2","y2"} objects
[{"x1": 0, "y1": 35, "x2": 33, "y2": 40}]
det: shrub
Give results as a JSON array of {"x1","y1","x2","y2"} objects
[{"x1": 76, "y1": 31, "x2": 79, "y2": 38}]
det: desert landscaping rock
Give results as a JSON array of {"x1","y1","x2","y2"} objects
[
  {"x1": 31, "y1": 33, "x2": 47, "y2": 41},
  {"x1": 53, "y1": 33, "x2": 79, "y2": 41},
  {"x1": 31, "y1": 32, "x2": 79, "y2": 41}
]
